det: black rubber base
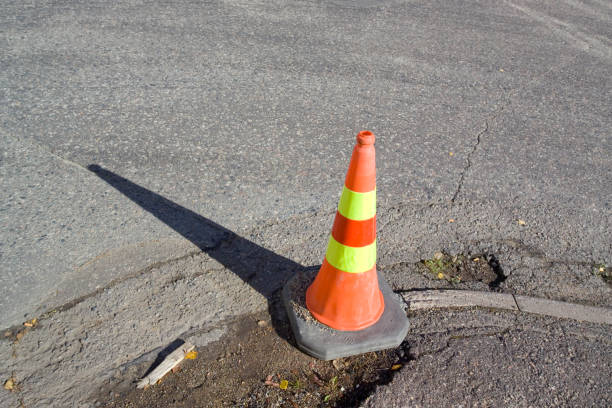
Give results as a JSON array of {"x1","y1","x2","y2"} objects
[{"x1": 282, "y1": 269, "x2": 410, "y2": 360}]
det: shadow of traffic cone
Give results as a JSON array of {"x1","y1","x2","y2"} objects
[
  {"x1": 282, "y1": 131, "x2": 410, "y2": 360},
  {"x1": 306, "y1": 130, "x2": 384, "y2": 330}
]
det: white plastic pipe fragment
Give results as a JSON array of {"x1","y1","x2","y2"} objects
[{"x1": 136, "y1": 341, "x2": 195, "y2": 389}]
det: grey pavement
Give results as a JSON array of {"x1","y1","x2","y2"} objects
[
  {"x1": 362, "y1": 308, "x2": 611, "y2": 407},
  {"x1": 0, "y1": 0, "x2": 611, "y2": 406}
]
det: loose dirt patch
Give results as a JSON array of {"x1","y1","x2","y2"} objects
[
  {"x1": 418, "y1": 252, "x2": 504, "y2": 288},
  {"x1": 104, "y1": 309, "x2": 408, "y2": 408}
]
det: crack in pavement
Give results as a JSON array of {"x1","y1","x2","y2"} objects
[
  {"x1": 512, "y1": 294, "x2": 522, "y2": 312},
  {"x1": 405, "y1": 326, "x2": 515, "y2": 363},
  {"x1": 451, "y1": 121, "x2": 487, "y2": 203},
  {"x1": 0, "y1": 249, "x2": 205, "y2": 334},
  {"x1": 449, "y1": 44, "x2": 584, "y2": 205},
  {"x1": 1, "y1": 131, "x2": 89, "y2": 173}
]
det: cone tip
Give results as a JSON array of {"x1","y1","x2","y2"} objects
[{"x1": 357, "y1": 130, "x2": 375, "y2": 145}]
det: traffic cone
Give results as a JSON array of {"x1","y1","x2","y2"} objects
[
  {"x1": 305, "y1": 130, "x2": 384, "y2": 331},
  {"x1": 282, "y1": 129, "x2": 409, "y2": 360}
]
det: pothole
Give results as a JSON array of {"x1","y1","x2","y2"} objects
[
  {"x1": 417, "y1": 252, "x2": 506, "y2": 289},
  {"x1": 102, "y1": 309, "x2": 410, "y2": 408}
]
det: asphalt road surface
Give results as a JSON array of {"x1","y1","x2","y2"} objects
[{"x1": 1, "y1": 0, "x2": 610, "y2": 406}]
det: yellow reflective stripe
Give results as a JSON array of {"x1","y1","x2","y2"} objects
[
  {"x1": 325, "y1": 235, "x2": 376, "y2": 273},
  {"x1": 337, "y1": 186, "x2": 376, "y2": 221}
]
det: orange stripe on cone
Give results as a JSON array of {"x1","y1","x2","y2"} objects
[
  {"x1": 331, "y1": 212, "x2": 376, "y2": 248},
  {"x1": 306, "y1": 259, "x2": 384, "y2": 331}
]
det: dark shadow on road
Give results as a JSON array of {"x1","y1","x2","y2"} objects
[{"x1": 87, "y1": 164, "x2": 304, "y2": 344}]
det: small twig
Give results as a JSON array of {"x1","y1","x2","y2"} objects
[{"x1": 137, "y1": 342, "x2": 195, "y2": 389}]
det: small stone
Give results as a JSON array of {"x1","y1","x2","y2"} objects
[
  {"x1": 433, "y1": 252, "x2": 444, "y2": 260},
  {"x1": 332, "y1": 359, "x2": 343, "y2": 371},
  {"x1": 257, "y1": 320, "x2": 268, "y2": 327}
]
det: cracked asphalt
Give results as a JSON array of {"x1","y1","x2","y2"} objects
[{"x1": 1, "y1": 0, "x2": 611, "y2": 406}]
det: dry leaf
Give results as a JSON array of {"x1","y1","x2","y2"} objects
[
  {"x1": 15, "y1": 330, "x2": 26, "y2": 342},
  {"x1": 23, "y1": 318, "x2": 37, "y2": 327},
  {"x1": 4, "y1": 377, "x2": 16, "y2": 391},
  {"x1": 185, "y1": 351, "x2": 198, "y2": 360},
  {"x1": 391, "y1": 364, "x2": 402, "y2": 371},
  {"x1": 279, "y1": 380, "x2": 289, "y2": 390},
  {"x1": 518, "y1": 219, "x2": 526, "y2": 226},
  {"x1": 473, "y1": 258, "x2": 480, "y2": 262},
  {"x1": 265, "y1": 375, "x2": 279, "y2": 387},
  {"x1": 311, "y1": 372, "x2": 324, "y2": 386}
]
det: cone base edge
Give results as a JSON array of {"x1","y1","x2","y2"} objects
[{"x1": 282, "y1": 269, "x2": 410, "y2": 360}]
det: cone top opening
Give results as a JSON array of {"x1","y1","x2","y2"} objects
[{"x1": 357, "y1": 131, "x2": 375, "y2": 145}]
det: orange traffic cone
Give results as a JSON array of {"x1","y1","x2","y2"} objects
[{"x1": 305, "y1": 130, "x2": 384, "y2": 331}]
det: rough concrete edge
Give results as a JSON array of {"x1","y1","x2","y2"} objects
[{"x1": 401, "y1": 289, "x2": 612, "y2": 325}]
